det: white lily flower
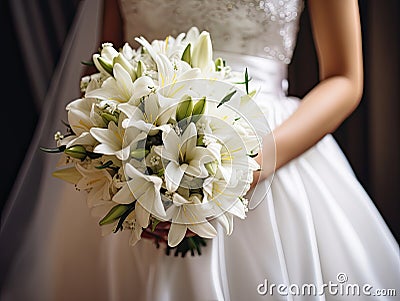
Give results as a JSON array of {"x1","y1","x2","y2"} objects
[
  {"x1": 160, "y1": 57, "x2": 203, "y2": 100},
  {"x1": 136, "y1": 35, "x2": 201, "y2": 90},
  {"x1": 166, "y1": 193, "x2": 217, "y2": 247},
  {"x1": 232, "y1": 120, "x2": 261, "y2": 155},
  {"x1": 155, "y1": 123, "x2": 216, "y2": 192},
  {"x1": 203, "y1": 177, "x2": 247, "y2": 231},
  {"x1": 86, "y1": 63, "x2": 154, "y2": 106},
  {"x1": 125, "y1": 210, "x2": 144, "y2": 246},
  {"x1": 157, "y1": 54, "x2": 200, "y2": 87},
  {"x1": 135, "y1": 33, "x2": 186, "y2": 62},
  {"x1": 90, "y1": 112, "x2": 147, "y2": 161},
  {"x1": 61, "y1": 98, "x2": 105, "y2": 148},
  {"x1": 75, "y1": 163, "x2": 113, "y2": 207},
  {"x1": 123, "y1": 93, "x2": 173, "y2": 136},
  {"x1": 66, "y1": 98, "x2": 105, "y2": 134},
  {"x1": 90, "y1": 120, "x2": 129, "y2": 160},
  {"x1": 113, "y1": 163, "x2": 166, "y2": 226},
  {"x1": 212, "y1": 136, "x2": 258, "y2": 185}
]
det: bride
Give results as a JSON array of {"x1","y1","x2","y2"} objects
[{"x1": 1, "y1": 0, "x2": 399, "y2": 300}]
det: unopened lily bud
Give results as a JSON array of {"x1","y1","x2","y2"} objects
[
  {"x1": 97, "y1": 56, "x2": 113, "y2": 75},
  {"x1": 92, "y1": 54, "x2": 109, "y2": 75},
  {"x1": 99, "y1": 204, "x2": 133, "y2": 226},
  {"x1": 100, "y1": 43, "x2": 119, "y2": 60},
  {"x1": 215, "y1": 57, "x2": 224, "y2": 71},
  {"x1": 52, "y1": 167, "x2": 82, "y2": 184},
  {"x1": 193, "y1": 97, "x2": 207, "y2": 116},
  {"x1": 136, "y1": 60, "x2": 145, "y2": 77},
  {"x1": 64, "y1": 145, "x2": 87, "y2": 160},
  {"x1": 181, "y1": 43, "x2": 192, "y2": 65},
  {"x1": 113, "y1": 54, "x2": 136, "y2": 80},
  {"x1": 191, "y1": 31, "x2": 213, "y2": 72},
  {"x1": 176, "y1": 95, "x2": 193, "y2": 122},
  {"x1": 192, "y1": 97, "x2": 207, "y2": 123}
]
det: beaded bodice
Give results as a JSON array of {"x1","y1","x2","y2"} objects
[{"x1": 119, "y1": 0, "x2": 304, "y2": 64}]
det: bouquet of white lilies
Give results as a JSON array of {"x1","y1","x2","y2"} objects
[{"x1": 42, "y1": 27, "x2": 264, "y2": 256}]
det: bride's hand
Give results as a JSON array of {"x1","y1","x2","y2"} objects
[
  {"x1": 250, "y1": 133, "x2": 276, "y2": 190},
  {"x1": 141, "y1": 222, "x2": 196, "y2": 245},
  {"x1": 141, "y1": 221, "x2": 170, "y2": 244}
]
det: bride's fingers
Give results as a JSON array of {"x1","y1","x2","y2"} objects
[
  {"x1": 142, "y1": 228, "x2": 169, "y2": 243},
  {"x1": 142, "y1": 223, "x2": 197, "y2": 244},
  {"x1": 251, "y1": 133, "x2": 276, "y2": 189}
]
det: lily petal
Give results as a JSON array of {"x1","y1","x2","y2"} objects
[
  {"x1": 165, "y1": 162, "x2": 187, "y2": 192},
  {"x1": 135, "y1": 202, "x2": 150, "y2": 228},
  {"x1": 188, "y1": 221, "x2": 217, "y2": 238},
  {"x1": 168, "y1": 222, "x2": 187, "y2": 247}
]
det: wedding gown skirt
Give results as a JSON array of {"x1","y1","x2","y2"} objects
[
  {"x1": 92, "y1": 55, "x2": 399, "y2": 301},
  {"x1": 1, "y1": 2, "x2": 399, "y2": 301}
]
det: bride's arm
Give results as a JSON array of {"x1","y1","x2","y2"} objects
[{"x1": 253, "y1": 0, "x2": 363, "y2": 184}]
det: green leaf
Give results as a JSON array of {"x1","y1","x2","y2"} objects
[
  {"x1": 245, "y1": 67, "x2": 250, "y2": 94},
  {"x1": 176, "y1": 95, "x2": 193, "y2": 122},
  {"x1": 61, "y1": 120, "x2": 70, "y2": 127},
  {"x1": 181, "y1": 43, "x2": 192, "y2": 66},
  {"x1": 233, "y1": 79, "x2": 253, "y2": 85},
  {"x1": 217, "y1": 90, "x2": 236, "y2": 108},
  {"x1": 98, "y1": 57, "x2": 113, "y2": 75},
  {"x1": 81, "y1": 60, "x2": 94, "y2": 66},
  {"x1": 233, "y1": 68, "x2": 252, "y2": 93},
  {"x1": 95, "y1": 160, "x2": 114, "y2": 169},
  {"x1": 40, "y1": 145, "x2": 66, "y2": 153},
  {"x1": 114, "y1": 203, "x2": 136, "y2": 232},
  {"x1": 86, "y1": 151, "x2": 102, "y2": 159},
  {"x1": 99, "y1": 203, "x2": 135, "y2": 226}
]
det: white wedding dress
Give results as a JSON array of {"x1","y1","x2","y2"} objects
[{"x1": 1, "y1": 0, "x2": 399, "y2": 300}]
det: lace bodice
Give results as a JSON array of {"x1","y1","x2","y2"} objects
[{"x1": 119, "y1": 0, "x2": 304, "y2": 64}]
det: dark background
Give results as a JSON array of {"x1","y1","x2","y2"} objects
[{"x1": 1, "y1": 0, "x2": 399, "y2": 242}]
